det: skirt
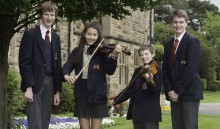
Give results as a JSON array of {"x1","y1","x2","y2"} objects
[{"x1": 74, "y1": 79, "x2": 108, "y2": 118}]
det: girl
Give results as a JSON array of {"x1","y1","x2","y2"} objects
[{"x1": 63, "y1": 22, "x2": 122, "y2": 129}]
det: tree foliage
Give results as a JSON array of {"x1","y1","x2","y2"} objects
[
  {"x1": 200, "y1": 12, "x2": 220, "y2": 80},
  {"x1": 190, "y1": 30, "x2": 219, "y2": 80},
  {"x1": 154, "y1": 22, "x2": 173, "y2": 45},
  {"x1": 0, "y1": 0, "x2": 162, "y2": 35},
  {"x1": 187, "y1": 0, "x2": 219, "y2": 31},
  {"x1": 154, "y1": 0, "x2": 220, "y2": 31}
]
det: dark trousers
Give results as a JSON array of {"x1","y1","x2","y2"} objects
[
  {"x1": 133, "y1": 120, "x2": 159, "y2": 129},
  {"x1": 26, "y1": 75, "x2": 54, "y2": 129},
  {"x1": 171, "y1": 100, "x2": 200, "y2": 129}
]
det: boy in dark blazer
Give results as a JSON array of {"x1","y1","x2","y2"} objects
[
  {"x1": 110, "y1": 45, "x2": 162, "y2": 129},
  {"x1": 162, "y1": 9, "x2": 203, "y2": 129},
  {"x1": 19, "y1": 1, "x2": 62, "y2": 129}
]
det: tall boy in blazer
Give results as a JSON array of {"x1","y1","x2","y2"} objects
[
  {"x1": 162, "y1": 9, "x2": 203, "y2": 129},
  {"x1": 19, "y1": 1, "x2": 62, "y2": 129}
]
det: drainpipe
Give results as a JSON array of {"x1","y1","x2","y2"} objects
[{"x1": 68, "y1": 21, "x2": 71, "y2": 55}]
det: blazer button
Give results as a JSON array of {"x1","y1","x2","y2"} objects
[{"x1": 43, "y1": 74, "x2": 45, "y2": 76}]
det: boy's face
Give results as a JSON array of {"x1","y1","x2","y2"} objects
[
  {"x1": 41, "y1": 11, "x2": 56, "y2": 29},
  {"x1": 171, "y1": 16, "x2": 187, "y2": 37},
  {"x1": 139, "y1": 49, "x2": 155, "y2": 64}
]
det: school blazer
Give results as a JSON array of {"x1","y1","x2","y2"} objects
[
  {"x1": 19, "y1": 26, "x2": 62, "y2": 94},
  {"x1": 62, "y1": 48, "x2": 117, "y2": 103},
  {"x1": 162, "y1": 32, "x2": 203, "y2": 101},
  {"x1": 113, "y1": 66, "x2": 162, "y2": 122}
]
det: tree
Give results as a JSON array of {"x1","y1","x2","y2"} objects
[
  {"x1": 0, "y1": 0, "x2": 162, "y2": 128},
  {"x1": 154, "y1": 0, "x2": 188, "y2": 23},
  {"x1": 154, "y1": 22, "x2": 173, "y2": 46},
  {"x1": 200, "y1": 12, "x2": 220, "y2": 80},
  {"x1": 187, "y1": 0, "x2": 220, "y2": 31},
  {"x1": 154, "y1": 0, "x2": 219, "y2": 31},
  {"x1": 190, "y1": 30, "x2": 218, "y2": 80}
]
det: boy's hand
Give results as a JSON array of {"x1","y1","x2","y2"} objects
[{"x1": 24, "y1": 87, "x2": 33, "y2": 103}]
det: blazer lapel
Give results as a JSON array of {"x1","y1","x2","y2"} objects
[
  {"x1": 176, "y1": 33, "x2": 189, "y2": 57},
  {"x1": 169, "y1": 38, "x2": 175, "y2": 65},
  {"x1": 35, "y1": 26, "x2": 46, "y2": 61},
  {"x1": 51, "y1": 31, "x2": 57, "y2": 66}
]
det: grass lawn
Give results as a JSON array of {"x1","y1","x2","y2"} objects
[
  {"x1": 105, "y1": 113, "x2": 220, "y2": 129},
  {"x1": 105, "y1": 90, "x2": 220, "y2": 129},
  {"x1": 201, "y1": 90, "x2": 220, "y2": 103},
  {"x1": 54, "y1": 91, "x2": 220, "y2": 129}
]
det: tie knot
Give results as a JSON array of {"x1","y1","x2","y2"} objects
[
  {"x1": 175, "y1": 39, "x2": 179, "y2": 44},
  {"x1": 46, "y1": 30, "x2": 50, "y2": 35}
]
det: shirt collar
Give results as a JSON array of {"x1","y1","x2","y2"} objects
[
  {"x1": 175, "y1": 31, "x2": 186, "y2": 42},
  {"x1": 40, "y1": 24, "x2": 51, "y2": 35}
]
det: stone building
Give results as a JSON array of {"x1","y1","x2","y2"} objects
[{"x1": 8, "y1": 8, "x2": 154, "y2": 96}]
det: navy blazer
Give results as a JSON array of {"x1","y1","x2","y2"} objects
[
  {"x1": 162, "y1": 32, "x2": 203, "y2": 101},
  {"x1": 19, "y1": 26, "x2": 62, "y2": 94},
  {"x1": 114, "y1": 66, "x2": 162, "y2": 122},
  {"x1": 62, "y1": 48, "x2": 117, "y2": 103}
]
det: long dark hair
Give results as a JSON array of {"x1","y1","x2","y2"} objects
[{"x1": 72, "y1": 22, "x2": 103, "y2": 65}]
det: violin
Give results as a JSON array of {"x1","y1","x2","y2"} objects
[
  {"x1": 140, "y1": 60, "x2": 158, "y2": 77},
  {"x1": 99, "y1": 44, "x2": 131, "y2": 56},
  {"x1": 88, "y1": 43, "x2": 131, "y2": 56}
]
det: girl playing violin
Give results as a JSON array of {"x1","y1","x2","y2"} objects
[
  {"x1": 110, "y1": 45, "x2": 162, "y2": 129},
  {"x1": 62, "y1": 22, "x2": 122, "y2": 129}
]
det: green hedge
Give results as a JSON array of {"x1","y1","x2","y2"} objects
[
  {"x1": 200, "y1": 78, "x2": 207, "y2": 90},
  {"x1": 207, "y1": 80, "x2": 220, "y2": 91},
  {"x1": 53, "y1": 82, "x2": 74, "y2": 114},
  {"x1": 6, "y1": 68, "x2": 25, "y2": 115}
]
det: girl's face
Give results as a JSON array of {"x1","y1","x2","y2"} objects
[
  {"x1": 139, "y1": 49, "x2": 155, "y2": 64},
  {"x1": 84, "y1": 27, "x2": 98, "y2": 46}
]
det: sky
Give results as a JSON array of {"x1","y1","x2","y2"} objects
[{"x1": 210, "y1": 0, "x2": 220, "y2": 9}]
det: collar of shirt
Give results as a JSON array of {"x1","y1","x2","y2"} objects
[
  {"x1": 175, "y1": 31, "x2": 186, "y2": 43},
  {"x1": 83, "y1": 45, "x2": 90, "y2": 53},
  {"x1": 173, "y1": 31, "x2": 186, "y2": 51},
  {"x1": 40, "y1": 24, "x2": 51, "y2": 41}
]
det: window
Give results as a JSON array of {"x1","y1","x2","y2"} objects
[{"x1": 118, "y1": 50, "x2": 129, "y2": 86}]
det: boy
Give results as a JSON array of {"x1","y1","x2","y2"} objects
[
  {"x1": 19, "y1": 1, "x2": 62, "y2": 129},
  {"x1": 110, "y1": 45, "x2": 162, "y2": 129},
  {"x1": 162, "y1": 9, "x2": 203, "y2": 129}
]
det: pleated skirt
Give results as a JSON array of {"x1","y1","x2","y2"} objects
[{"x1": 74, "y1": 79, "x2": 108, "y2": 118}]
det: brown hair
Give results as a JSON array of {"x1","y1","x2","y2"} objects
[
  {"x1": 39, "y1": 1, "x2": 58, "y2": 17},
  {"x1": 138, "y1": 45, "x2": 155, "y2": 56},
  {"x1": 171, "y1": 9, "x2": 188, "y2": 22}
]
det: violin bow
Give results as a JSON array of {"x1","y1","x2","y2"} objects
[
  {"x1": 75, "y1": 38, "x2": 105, "y2": 80},
  {"x1": 111, "y1": 65, "x2": 144, "y2": 106},
  {"x1": 108, "y1": 66, "x2": 144, "y2": 115}
]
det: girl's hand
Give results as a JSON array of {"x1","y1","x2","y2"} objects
[
  {"x1": 64, "y1": 75, "x2": 76, "y2": 85},
  {"x1": 111, "y1": 45, "x2": 122, "y2": 58}
]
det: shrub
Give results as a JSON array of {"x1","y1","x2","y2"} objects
[
  {"x1": 53, "y1": 82, "x2": 74, "y2": 114},
  {"x1": 200, "y1": 78, "x2": 207, "y2": 90},
  {"x1": 207, "y1": 80, "x2": 220, "y2": 91},
  {"x1": 6, "y1": 68, "x2": 25, "y2": 115}
]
